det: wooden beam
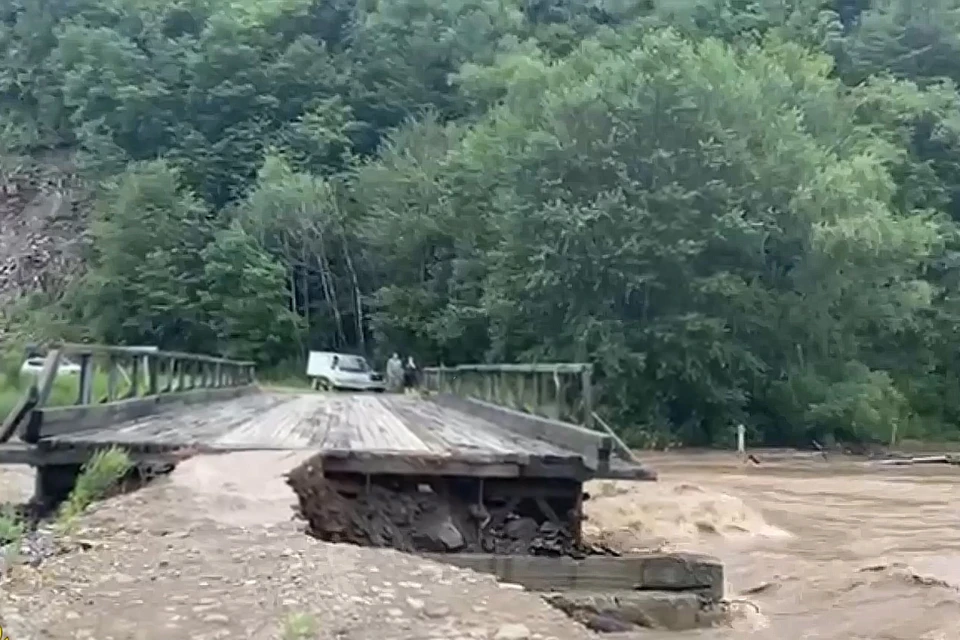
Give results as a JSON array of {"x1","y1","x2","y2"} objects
[
  {"x1": 24, "y1": 385, "x2": 259, "y2": 442},
  {"x1": 420, "y1": 552, "x2": 724, "y2": 599},
  {"x1": 423, "y1": 363, "x2": 590, "y2": 375},
  {"x1": 55, "y1": 343, "x2": 253, "y2": 367},
  {"x1": 318, "y1": 450, "x2": 524, "y2": 478},
  {"x1": 581, "y1": 368, "x2": 594, "y2": 430},
  {"x1": 0, "y1": 384, "x2": 37, "y2": 443},
  {"x1": 35, "y1": 349, "x2": 63, "y2": 406},
  {"x1": 591, "y1": 411, "x2": 641, "y2": 464},
  {"x1": 0, "y1": 443, "x2": 192, "y2": 467},
  {"x1": 77, "y1": 353, "x2": 94, "y2": 405},
  {"x1": 595, "y1": 460, "x2": 658, "y2": 481},
  {"x1": 430, "y1": 393, "x2": 611, "y2": 469}
]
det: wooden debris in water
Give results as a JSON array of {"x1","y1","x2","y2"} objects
[{"x1": 873, "y1": 455, "x2": 960, "y2": 466}]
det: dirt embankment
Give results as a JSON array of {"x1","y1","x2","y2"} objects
[
  {"x1": 287, "y1": 458, "x2": 614, "y2": 557},
  {"x1": 286, "y1": 455, "x2": 615, "y2": 558},
  {"x1": 0, "y1": 452, "x2": 592, "y2": 640}
]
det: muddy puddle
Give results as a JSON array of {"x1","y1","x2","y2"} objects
[{"x1": 583, "y1": 451, "x2": 960, "y2": 639}]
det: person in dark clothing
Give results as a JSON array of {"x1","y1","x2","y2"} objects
[{"x1": 402, "y1": 356, "x2": 419, "y2": 393}]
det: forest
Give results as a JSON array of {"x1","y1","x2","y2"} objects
[{"x1": 1, "y1": 0, "x2": 960, "y2": 447}]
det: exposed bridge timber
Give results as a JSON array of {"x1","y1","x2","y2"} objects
[{"x1": 0, "y1": 344, "x2": 655, "y2": 506}]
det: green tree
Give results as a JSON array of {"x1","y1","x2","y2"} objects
[
  {"x1": 427, "y1": 32, "x2": 941, "y2": 443},
  {"x1": 76, "y1": 160, "x2": 215, "y2": 350},
  {"x1": 201, "y1": 223, "x2": 303, "y2": 364}
]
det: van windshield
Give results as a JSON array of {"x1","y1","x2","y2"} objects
[{"x1": 337, "y1": 356, "x2": 369, "y2": 373}]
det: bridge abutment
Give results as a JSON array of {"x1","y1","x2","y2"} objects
[{"x1": 33, "y1": 463, "x2": 82, "y2": 511}]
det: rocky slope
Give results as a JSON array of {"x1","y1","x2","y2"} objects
[{"x1": 0, "y1": 151, "x2": 87, "y2": 339}]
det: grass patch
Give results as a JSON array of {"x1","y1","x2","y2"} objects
[
  {"x1": 0, "y1": 505, "x2": 24, "y2": 570},
  {"x1": 0, "y1": 505, "x2": 23, "y2": 547},
  {"x1": 57, "y1": 447, "x2": 133, "y2": 527},
  {"x1": 281, "y1": 612, "x2": 319, "y2": 640},
  {"x1": 0, "y1": 370, "x2": 114, "y2": 422}
]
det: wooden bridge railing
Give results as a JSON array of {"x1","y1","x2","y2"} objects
[
  {"x1": 1, "y1": 343, "x2": 256, "y2": 444},
  {"x1": 421, "y1": 363, "x2": 594, "y2": 429},
  {"x1": 421, "y1": 363, "x2": 654, "y2": 478}
]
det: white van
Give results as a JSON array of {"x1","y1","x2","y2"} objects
[
  {"x1": 20, "y1": 356, "x2": 82, "y2": 377},
  {"x1": 306, "y1": 351, "x2": 386, "y2": 392}
]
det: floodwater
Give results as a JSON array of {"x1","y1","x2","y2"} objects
[{"x1": 583, "y1": 451, "x2": 960, "y2": 640}]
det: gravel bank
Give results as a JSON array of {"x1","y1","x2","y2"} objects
[{"x1": 0, "y1": 452, "x2": 596, "y2": 640}]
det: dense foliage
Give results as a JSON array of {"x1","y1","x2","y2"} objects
[{"x1": 4, "y1": 0, "x2": 960, "y2": 446}]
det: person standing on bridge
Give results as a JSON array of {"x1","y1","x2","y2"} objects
[
  {"x1": 386, "y1": 352, "x2": 404, "y2": 392},
  {"x1": 403, "y1": 356, "x2": 419, "y2": 394}
]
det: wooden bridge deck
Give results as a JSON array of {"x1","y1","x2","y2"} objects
[
  {"x1": 34, "y1": 391, "x2": 652, "y2": 480},
  {"x1": 2, "y1": 346, "x2": 655, "y2": 482}
]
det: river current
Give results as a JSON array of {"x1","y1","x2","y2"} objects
[{"x1": 583, "y1": 451, "x2": 960, "y2": 639}]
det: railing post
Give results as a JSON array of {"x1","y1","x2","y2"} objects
[
  {"x1": 162, "y1": 357, "x2": 174, "y2": 393},
  {"x1": 77, "y1": 353, "x2": 93, "y2": 405},
  {"x1": 582, "y1": 365, "x2": 594, "y2": 430},
  {"x1": 106, "y1": 355, "x2": 118, "y2": 402},
  {"x1": 548, "y1": 372, "x2": 560, "y2": 420},
  {"x1": 35, "y1": 350, "x2": 62, "y2": 408},
  {"x1": 517, "y1": 373, "x2": 526, "y2": 411},
  {"x1": 126, "y1": 355, "x2": 140, "y2": 399},
  {"x1": 147, "y1": 354, "x2": 159, "y2": 396},
  {"x1": 177, "y1": 358, "x2": 186, "y2": 390}
]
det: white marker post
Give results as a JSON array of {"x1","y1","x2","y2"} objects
[{"x1": 736, "y1": 423, "x2": 746, "y2": 457}]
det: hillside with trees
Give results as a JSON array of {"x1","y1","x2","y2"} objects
[{"x1": 2, "y1": 0, "x2": 960, "y2": 447}]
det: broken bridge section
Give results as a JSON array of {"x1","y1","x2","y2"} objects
[{"x1": 0, "y1": 345, "x2": 723, "y2": 632}]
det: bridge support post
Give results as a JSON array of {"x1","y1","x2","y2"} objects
[{"x1": 33, "y1": 464, "x2": 82, "y2": 511}]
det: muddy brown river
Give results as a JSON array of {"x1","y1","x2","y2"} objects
[{"x1": 583, "y1": 451, "x2": 960, "y2": 639}]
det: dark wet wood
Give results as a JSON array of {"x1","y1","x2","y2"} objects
[
  {"x1": 430, "y1": 393, "x2": 612, "y2": 470},
  {"x1": 421, "y1": 552, "x2": 724, "y2": 598}
]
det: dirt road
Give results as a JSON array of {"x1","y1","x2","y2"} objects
[{"x1": 0, "y1": 452, "x2": 589, "y2": 640}]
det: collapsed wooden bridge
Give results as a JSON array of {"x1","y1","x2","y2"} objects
[
  {"x1": 0, "y1": 345, "x2": 730, "y2": 629},
  {"x1": 0, "y1": 344, "x2": 654, "y2": 510}
]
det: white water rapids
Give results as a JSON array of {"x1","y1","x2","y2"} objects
[{"x1": 583, "y1": 451, "x2": 960, "y2": 639}]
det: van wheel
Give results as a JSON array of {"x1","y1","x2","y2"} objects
[{"x1": 315, "y1": 377, "x2": 333, "y2": 392}]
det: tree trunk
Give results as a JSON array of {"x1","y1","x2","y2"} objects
[{"x1": 339, "y1": 229, "x2": 366, "y2": 355}]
